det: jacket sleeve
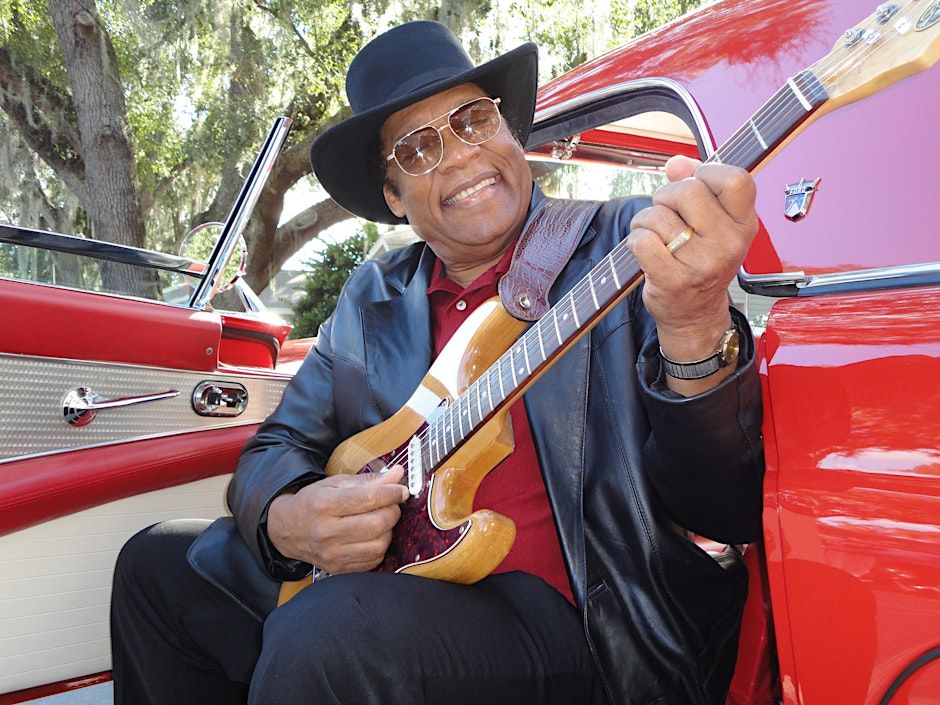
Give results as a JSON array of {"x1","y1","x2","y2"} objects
[
  {"x1": 633, "y1": 296, "x2": 764, "y2": 544},
  {"x1": 225, "y1": 303, "x2": 343, "y2": 581}
]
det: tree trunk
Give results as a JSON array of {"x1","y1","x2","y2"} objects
[{"x1": 47, "y1": 0, "x2": 157, "y2": 299}]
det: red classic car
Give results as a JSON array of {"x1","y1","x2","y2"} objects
[{"x1": 1, "y1": 0, "x2": 938, "y2": 703}]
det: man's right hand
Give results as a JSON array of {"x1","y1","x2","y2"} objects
[{"x1": 267, "y1": 465, "x2": 410, "y2": 574}]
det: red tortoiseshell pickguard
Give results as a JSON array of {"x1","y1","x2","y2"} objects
[{"x1": 356, "y1": 422, "x2": 470, "y2": 573}]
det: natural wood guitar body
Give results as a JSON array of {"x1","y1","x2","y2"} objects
[{"x1": 278, "y1": 299, "x2": 528, "y2": 605}]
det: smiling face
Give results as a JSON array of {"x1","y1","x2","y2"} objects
[{"x1": 381, "y1": 83, "x2": 533, "y2": 282}]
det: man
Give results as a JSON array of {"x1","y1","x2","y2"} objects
[{"x1": 111, "y1": 21, "x2": 762, "y2": 705}]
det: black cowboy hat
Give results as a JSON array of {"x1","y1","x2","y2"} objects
[{"x1": 310, "y1": 21, "x2": 538, "y2": 224}]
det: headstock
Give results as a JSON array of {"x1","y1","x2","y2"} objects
[{"x1": 813, "y1": 1, "x2": 940, "y2": 113}]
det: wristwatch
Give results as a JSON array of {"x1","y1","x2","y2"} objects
[{"x1": 659, "y1": 326, "x2": 740, "y2": 380}]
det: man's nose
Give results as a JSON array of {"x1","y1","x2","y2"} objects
[{"x1": 438, "y1": 126, "x2": 478, "y2": 172}]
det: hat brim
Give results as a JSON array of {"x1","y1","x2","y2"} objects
[{"x1": 311, "y1": 42, "x2": 538, "y2": 224}]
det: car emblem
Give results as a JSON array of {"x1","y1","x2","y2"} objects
[
  {"x1": 916, "y1": 0, "x2": 940, "y2": 31},
  {"x1": 784, "y1": 178, "x2": 821, "y2": 221}
]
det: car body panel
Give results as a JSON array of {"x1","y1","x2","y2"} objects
[{"x1": 761, "y1": 287, "x2": 940, "y2": 705}]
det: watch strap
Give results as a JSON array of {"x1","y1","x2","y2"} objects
[
  {"x1": 659, "y1": 326, "x2": 739, "y2": 380},
  {"x1": 659, "y1": 352, "x2": 723, "y2": 380}
]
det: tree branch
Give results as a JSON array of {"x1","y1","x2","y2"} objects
[
  {"x1": 245, "y1": 197, "x2": 352, "y2": 291},
  {"x1": 0, "y1": 45, "x2": 88, "y2": 202},
  {"x1": 250, "y1": 0, "x2": 318, "y2": 59}
]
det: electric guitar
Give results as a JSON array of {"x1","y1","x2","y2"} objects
[{"x1": 279, "y1": 1, "x2": 940, "y2": 604}]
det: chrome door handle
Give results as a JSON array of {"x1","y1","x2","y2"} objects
[
  {"x1": 192, "y1": 381, "x2": 248, "y2": 417},
  {"x1": 63, "y1": 387, "x2": 179, "y2": 427}
]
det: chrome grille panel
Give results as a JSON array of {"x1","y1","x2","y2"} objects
[{"x1": 0, "y1": 353, "x2": 289, "y2": 461}]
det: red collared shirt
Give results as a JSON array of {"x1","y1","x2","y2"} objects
[{"x1": 426, "y1": 245, "x2": 574, "y2": 603}]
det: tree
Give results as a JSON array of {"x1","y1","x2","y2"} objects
[
  {"x1": 0, "y1": 0, "x2": 704, "y2": 299},
  {"x1": 289, "y1": 228, "x2": 372, "y2": 339}
]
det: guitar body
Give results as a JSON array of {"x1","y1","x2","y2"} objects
[{"x1": 278, "y1": 298, "x2": 528, "y2": 604}]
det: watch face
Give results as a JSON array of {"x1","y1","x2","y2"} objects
[{"x1": 721, "y1": 328, "x2": 741, "y2": 366}]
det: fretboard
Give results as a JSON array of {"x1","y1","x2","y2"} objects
[
  {"x1": 416, "y1": 68, "x2": 829, "y2": 472},
  {"x1": 709, "y1": 69, "x2": 828, "y2": 170}
]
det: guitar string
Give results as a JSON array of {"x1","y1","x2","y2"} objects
[{"x1": 378, "y1": 1, "x2": 926, "y2": 482}]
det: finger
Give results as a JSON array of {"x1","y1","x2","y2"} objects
[
  {"x1": 630, "y1": 204, "x2": 691, "y2": 251},
  {"x1": 691, "y1": 163, "x2": 757, "y2": 228},
  {"x1": 627, "y1": 226, "x2": 683, "y2": 286},
  {"x1": 335, "y1": 504, "x2": 402, "y2": 542},
  {"x1": 319, "y1": 473, "x2": 410, "y2": 516},
  {"x1": 629, "y1": 205, "x2": 706, "y2": 271},
  {"x1": 651, "y1": 176, "x2": 733, "y2": 241},
  {"x1": 665, "y1": 154, "x2": 701, "y2": 182},
  {"x1": 329, "y1": 556, "x2": 386, "y2": 575},
  {"x1": 327, "y1": 537, "x2": 393, "y2": 573}
]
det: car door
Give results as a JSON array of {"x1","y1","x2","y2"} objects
[{"x1": 0, "y1": 231, "x2": 291, "y2": 697}]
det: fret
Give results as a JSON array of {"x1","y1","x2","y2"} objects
[
  {"x1": 569, "y1": 290, "x2": 580, "y2": 327},
  {"x1": 447, "y1": 411, "x2": 455, "y2": 450},
  {"x1": 429, "y1": 422, "x2": 439, "y2": 467},
  {"x1": 537, "y1": 321, "x2": 546, "y2": 361},
  {"x1": 485, "y1": 368, "x2": 495, "y2": 410},
  {"x1": 454, "y1": 399, "x2": 464, "y2": 438},
  {"x1": 609, "y1": 252, "x2": 621, "y2": 289},
  {"x1": 552, "y1": 308, "x2": 563, "y2": 344},
  {"x1": 786, "y1": 76, "x2": 813, "y2": 111},
  {"x1": 522, "y1": 338, "x2": 531, "y2": 375},
  {"x1": 509, "y1": 348, "x2": 518, "y2": 387},
  {"x1": 475, "y1": 383, "x2": 483, "y2": 420},
  {"x1": 498, "y1": 359, "x2": 506, "y2": 399},
  {"x1": 588, "y1": 271, "x2": 599, "y2": 309},
  {"x1": 748, "y1": 118, "x2": 768, "y2": 150},
  {"x1": 460, "y1": 397, "x2": 470, "y2": 437}
]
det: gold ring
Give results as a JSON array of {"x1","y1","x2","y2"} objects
[{"x1": 667, "y1": 225, "x2": 695, "y2": 253}]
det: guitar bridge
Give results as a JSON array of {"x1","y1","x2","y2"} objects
[{"x1": 407, "y1": 435, "x2": 423, "y2": 497}]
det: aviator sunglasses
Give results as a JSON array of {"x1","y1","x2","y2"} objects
[{"x1": 386, "y1": 97, "x2": 503, "y2": 176}]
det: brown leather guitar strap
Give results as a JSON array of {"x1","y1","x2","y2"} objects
[{"x1": 498, "y1": 198, "x2": 602, "y2": 321}]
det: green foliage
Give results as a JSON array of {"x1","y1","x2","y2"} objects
[
  {"x1": 611, "y1": 0, "x2": 703, "y2": 40},
  {"x1": 289, "y1": 231, "x2": 369, "y2": 339}
]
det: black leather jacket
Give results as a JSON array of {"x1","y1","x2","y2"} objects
[{"x1": 189, "y1": 188, "x2": 763, "y2": 705}]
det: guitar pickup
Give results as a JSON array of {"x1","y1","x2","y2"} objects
[{"x1": 407, "y1": 435, "x2": 423, "y2": 497}]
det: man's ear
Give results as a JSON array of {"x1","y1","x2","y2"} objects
[{"x1": 383, "y1": 182, "x2": 406, "y2": 219}]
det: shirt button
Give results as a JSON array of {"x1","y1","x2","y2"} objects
[{"x1": 455, "y1": 300, "x2": 467, "y2": 311}]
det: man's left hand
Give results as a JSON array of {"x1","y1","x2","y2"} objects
[{"x1": 628, "y1": 155, "x2": 759, "y2": 395}]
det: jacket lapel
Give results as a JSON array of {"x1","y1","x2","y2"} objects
[
  {"x1": 360, "y1": 244, "x2": 436, "y2": 418},
  {"x1": 524, "y1": 255, "x2": 594, "y2": 597}
]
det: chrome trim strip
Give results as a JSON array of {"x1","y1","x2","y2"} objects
[
  {"x1": 798, "y1": 261, "x2": 940, "y2": 290},
  {"x1": 532, "y1": 77, "x2": 715, "y2": 158},
  {"x1": 190, "y1": 117, "x2": 292, "y2": 310},
  {"x1": 0, "y1": 224, "x2": 203, "y2": 276},
  {"x1": 738, "y1": 267, "x2": 808, "y2": 288},
  {"x1": 739, "y1": 261, "x2": 940, "y2": 295},
  {"x1": 0, "y1": 352, "x2": 289, "y2": 463}
]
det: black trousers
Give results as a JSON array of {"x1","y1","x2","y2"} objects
[{"x1": 111, "y1": 519, "x2": 608, "y2": 705}]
